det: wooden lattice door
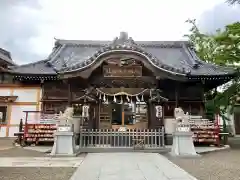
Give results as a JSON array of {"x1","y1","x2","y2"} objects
[{"x1": 99, "y1": 104, "x2": 111, "y2": 129}]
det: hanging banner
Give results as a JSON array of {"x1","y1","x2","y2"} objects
[{"x1": 103, "y1": 65, "x2": 142, "y2": 77}]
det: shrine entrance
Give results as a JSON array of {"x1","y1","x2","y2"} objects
[
  {"x1": 99, "y1": 101, "x2": 148, "y2": 130},
  {"x1": 97, "y1": 87, "x2": 150, "y2": 130}
]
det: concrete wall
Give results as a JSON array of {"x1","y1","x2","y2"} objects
[{"x1": 0, "y1": 85, "x2": 42, "y2": 137}]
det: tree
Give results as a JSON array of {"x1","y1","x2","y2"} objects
[
  {"x1": 227, "y1": 0, "x2": 240, "y2": 5},
  {"x1": 185, "y1": 19, "x2": 240, "y2": 134}
]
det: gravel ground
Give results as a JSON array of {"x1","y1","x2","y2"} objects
[
  {"x1": 0, "y1": 147, "x2": 45, "y2": 157},
  {"x1": 0, "y1": 167, "x2": 76, "y2": 180},
  {"x1": 0, "y1": 138, "x2": 45, "y2": 157},
  {"x1": 168, "y1": 149, "x2": 240, "y2": 180}
]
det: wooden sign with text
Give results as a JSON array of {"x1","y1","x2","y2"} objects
[{"x1": 103, "y1": 65, "x2": 142, "y2": 77}]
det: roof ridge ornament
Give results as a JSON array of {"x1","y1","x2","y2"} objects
[{"x1": 111, "y1": 32, "x2": 137, "y2": 47}]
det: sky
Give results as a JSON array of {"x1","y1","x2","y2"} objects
[{"x1": 0, "y1": 0, "x2": 240, "y2": 64}]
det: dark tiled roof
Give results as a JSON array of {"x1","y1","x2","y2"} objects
[
  {"x1": 11, "y1": 32, "x2": 236, "y2": 78},
  {"x1": 10, "y1": 59, "x2": 57, "y2": 75},
  {"x1": 48, "y1": 33, "x2": 235, "y2": 76},
  {"x1": 0, "y1": 48, "x2": 15, "y2": 65}
]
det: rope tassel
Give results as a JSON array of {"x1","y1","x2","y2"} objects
[
  {"x1": 120, "y1": 96, "x2": 123, "y2": 104},
  {"x1": 126, "y1": 95, "x2": 130, "y2": 102},
  {"x1": 136, "y1": 95, "x2": 140, "y2": 102}
]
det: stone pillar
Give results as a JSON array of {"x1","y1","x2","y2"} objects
[
  {"x1": 170, "y1": 130, "x2": 199, "y2": 157},
  {"x1": 50, "y1": 125, "x2": 78, "y2": 157}
]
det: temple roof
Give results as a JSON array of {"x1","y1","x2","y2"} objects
[
  {"x1": 0, "y1": 48, "x2": 15, "y2": 66},
  {"x1": 10, "y1": 59, "x2": 56, "y2": 75},
  {"x1": 10, "y1": 32, "x2": 236, "y2": 79}
]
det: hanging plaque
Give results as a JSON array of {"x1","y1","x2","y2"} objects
[{"x1": 103, "y1": 65, "x2": 142, "y2": 77}]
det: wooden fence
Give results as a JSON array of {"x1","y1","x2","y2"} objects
[{"x1": 79, "y1": 128, "x2": 165, "y2": 149}]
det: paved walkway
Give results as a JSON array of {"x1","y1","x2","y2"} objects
[
  {"x1": 70, "y1": 153, "x2": 197, "y2": 180},
  {"x1": 0, "y1": 157, "x2": 84, "y2": 167}
]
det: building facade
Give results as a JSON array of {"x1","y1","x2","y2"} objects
[
  {"x1": 0, "y1": 48, "x2": 42, "y2": 137},
  {"x1": 0, "y1": 32, "x2": 236, "y2": 137}
]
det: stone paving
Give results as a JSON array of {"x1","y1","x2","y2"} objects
[
  {"x1": 70, "y1": 153, "x2": 197, "y2": 180},
  {"x1": 0, "y1": 157, "x2": 84, "y2": 167}
]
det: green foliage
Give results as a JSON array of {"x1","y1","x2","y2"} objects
[
  {"x1": 184, "y1": 19, "x2": 219, "y2": 64},
  {"x1": 214, "y1": 22, "x2": 240, "y2": 65},
  {"x1": 185, "y1": 19, "x2": 240, "y2": 123}
]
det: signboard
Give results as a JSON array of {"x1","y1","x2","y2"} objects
[
  {"x1": 39, "y1": 114, "x2": 58, "y2": 124},
  {"x1": 26, "y1": 113, "x2": 58, "y2": 124},
  {"x1": 177, "y1": 126, "x2": 190, "y2": 132},
  {"x1": 57, "y1": 125, "x2": 72, "y2": 132},
  {"x1": 103, "y1": 65, "x2": 142, "y2": 77}
]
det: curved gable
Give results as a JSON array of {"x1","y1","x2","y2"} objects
[{"x1": 49, "y1": 33, "x2": 191, "y2": 77}]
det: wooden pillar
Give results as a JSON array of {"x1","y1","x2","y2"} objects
[
  {"x1": 189, "y1": 103, "x2": 192, "y2": 115},
  {"x1": 147, "y1": 102, "x2": 151, "y2": 128},
  {"x1": 200, "y1": 103, "x2": 204, "y2": 117},
  {"x1": 175, "y1": 83, "x2": 179, "y2": 108},
  {"x1": 121, "y1": 104, "x2": 124, "y2": 126},
  {"x1": 148, "y1": 102, "x2": 156, "y2": 129},
  {"x1": 201, "y1": 81, "x2": 206, "y2": 118},
  {"x1": 40, "y1": 80, "x2": 44, "y2": 112},
  {"x1": 95, "y1": 103, "x2": 100, "y2": 129},
  {"x1": 67, "y1": 80, "x2": 72, "y2": 107},
  {"x1": 161, "y1": 104, "x2": 165, "y2": 126}
]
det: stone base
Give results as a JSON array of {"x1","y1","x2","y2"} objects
[
  {"x1": 50, "y1": 131, "x2": 76, "y2": 157},
  {"x1": 165, "y1": 134, "x2": 173, "y2": 145},
  {"x1": 170, "y1": 131, "x2": 198, "y2": 157}
]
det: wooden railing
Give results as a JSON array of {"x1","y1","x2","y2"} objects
[{"x1": 79, "y1": 127, "x2": 165, "y2": 149}]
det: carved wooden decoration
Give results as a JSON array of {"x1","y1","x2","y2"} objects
[{"x1": 103, "y1": 57, "x2": 142, "y2": 77}]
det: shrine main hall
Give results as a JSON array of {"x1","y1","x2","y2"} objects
[{"x1": 0, "y1": 32, "x2": 236, "y2": 138}]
